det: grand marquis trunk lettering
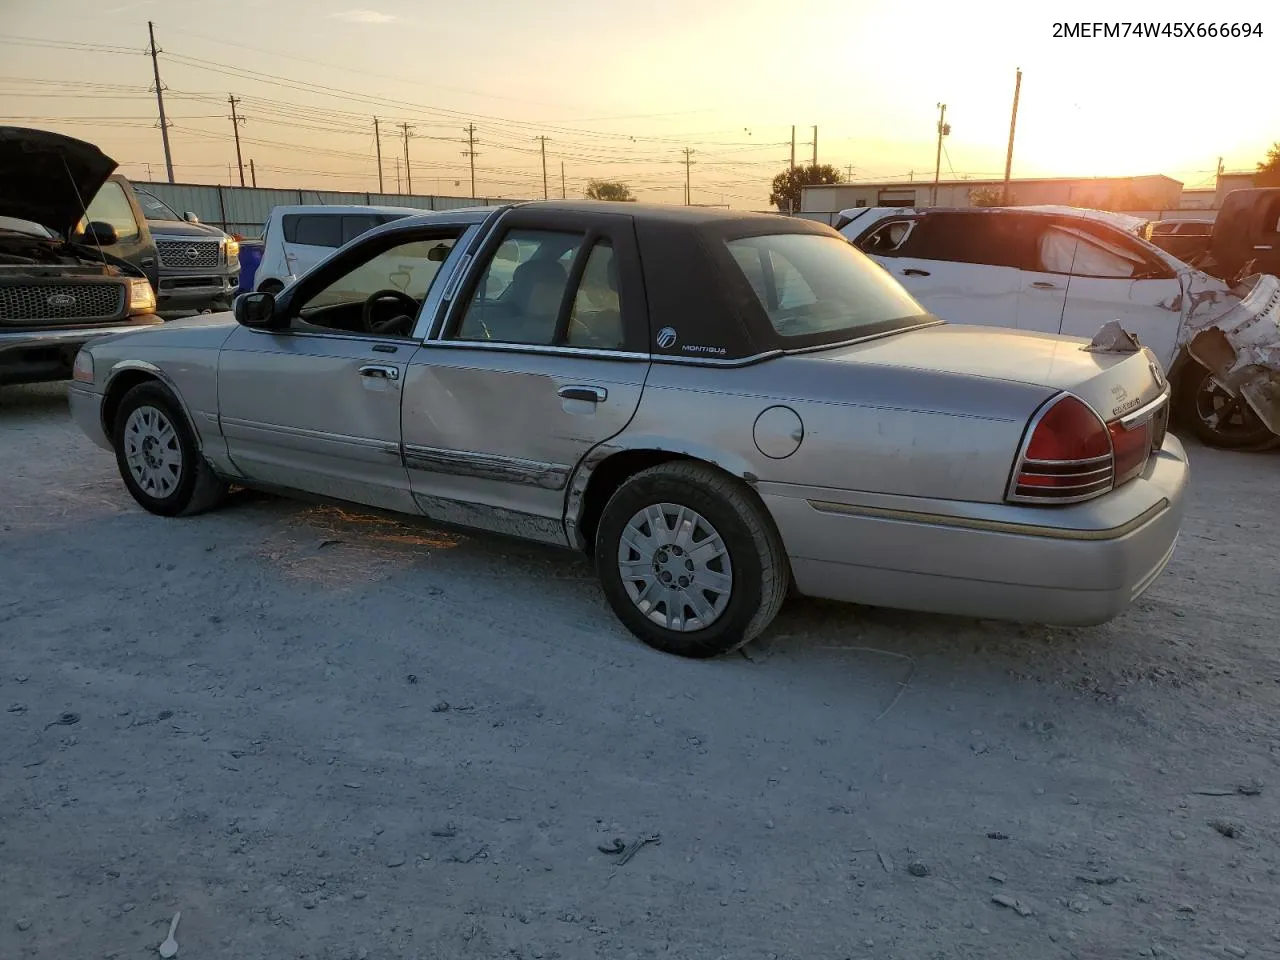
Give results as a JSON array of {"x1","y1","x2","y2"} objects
[{"x1": 402, "y1": 444, "x2": 571, "y2": 491}]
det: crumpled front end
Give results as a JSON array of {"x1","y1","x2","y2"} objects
[{"x1": 1179, "y1": 273, "x2": 1280, "y2": 435}]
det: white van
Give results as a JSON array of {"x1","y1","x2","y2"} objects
[{"x1": 253, "y1": 204, "x2": 423, "y2": 293}]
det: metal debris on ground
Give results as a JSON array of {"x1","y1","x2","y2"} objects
[
  {"x1": 44, "y1": 711, "x2": 80, "y2": 730},
  {"x1": 907, "y1": 860, "x2": 929, "y2": 877},
  {"x1": 991, "y1": 893, "x2": 1034, "y2": 917},
  {"x1": 158, "y1": 911, "x2": 180, "y2": 958},
  {"x1": 877, "y1": 851, "x2": 893, "y2": 873},
  {"x1": 598, "y1": 834, "x2": 660, "y2": 866},
  {"x1": 1209, "y1": 819, "x2": 1243, "y2": 839}
]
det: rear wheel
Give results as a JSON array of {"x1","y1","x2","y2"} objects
[
  {"x1": 594, "y1": 462, "x2": 789, "y2": 658},
  {"x1": 1176, "y1": 363, "x2": 1275, "y2": 449},
  {"x1": 112, "y1": 382, "x2": 228, "y2": 516}
]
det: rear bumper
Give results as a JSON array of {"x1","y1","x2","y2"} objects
[
  {"x1": 0, "y1": 316, "x2": 163, "y2": 386},
  {"x1": 760, "y1": 435, "x2": 1190, "y2": 626}
]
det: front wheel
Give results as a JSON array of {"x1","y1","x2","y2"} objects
[
  {"x1": 1175, "y1": 363, "x2": 1275, "y2": 449},
  {"x1": 594, "y1": 462, "x2": 789, "y2": 658},
  {"x1": 112, "y1": 382, "x2": 229, "y2": 516}
]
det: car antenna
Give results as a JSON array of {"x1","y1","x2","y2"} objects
[{"x1": 60, "y1": 156, "x2": 109, "y2": 268}]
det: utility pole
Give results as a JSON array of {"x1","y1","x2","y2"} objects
[
  {"x1": 147, "y1": 21, "x2": 174, "y2": 183},
  {"x1": 228, "y1": 95, "x2": 245, "y2": 187},
  {"x1": 682, "y1": 148, "x2": 695, "y2": 205},
  {"x1": 249, "y1": 158, "x2": 257, "y2": 188},
  {"x1": 463, "y1": 125, "x2": 478, "y2": 199},
  {"x1": 561, "y1": 161, "x2": 566, "y2": 199},
  {"x1": 790, "y1": 125, "x2": 796, "y2": 170},
  {"x1": 932, "y1": 103, "x2": 949, "y2": 206},
  {"x1": 846, "y1": 164, "x2": 854, "y2": 180},
  {"x1": 1002, "y1": 69, "x2": 1022, "y2": 204},
  {"x1": 536, "y1": 135, "x2": 548, "y2": 199},
  {"x1": 395, "y1": 157, "x2": 401, "y2": 194},
  {"x1": 812, "y1": 125, "x2": 818, "y2": 167},
  {"x1": 400, "y1": 123, "x2": 413, "y2": 195},
  {"x1": 373, "y1": 117, "x2": 384, "y2": 193}
]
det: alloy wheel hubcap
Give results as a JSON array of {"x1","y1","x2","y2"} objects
[
  {"x1": 123, "y1": 405, "x2": 183, "y2": 498},
  {"x1": 617, "y1": 503, "x2": 733, "y2": 632}
]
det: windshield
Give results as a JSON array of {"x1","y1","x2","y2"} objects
[
  {"x1": 137, "y1": 191, "x2": 183, "y2": 221},
  {"x1": 726, "y1": 233, "x2": 928, "y2": 341}
]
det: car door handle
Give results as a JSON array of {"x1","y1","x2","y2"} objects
[
  {"x1": 359, "y1": 364, "x2": 399, "y2": 381},
  {"x1": 902, "y1": 268, "x2": 930, "y2": 277},
  {"x1": 558, "y1": 385, "x2": 607, "y2": 403},
  {"x1": 1031, "y1": 281, "x2": 1058, "y2": 289}
]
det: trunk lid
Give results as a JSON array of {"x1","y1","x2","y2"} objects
[{"x1": 815, "y1": 323, "x2": 1167, "y2": 420}]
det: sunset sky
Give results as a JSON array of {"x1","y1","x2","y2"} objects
[{"x1": 2, "y1": 0, "x2": 1275, "y2": 208}]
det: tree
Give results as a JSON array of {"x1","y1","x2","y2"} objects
[
  {"x1": 585, "y1": 179, "x2": 635, "y2": 201},
  {"x1": 968, "y1": 186, "x2": 1012, "y2": 207},
  {"x1": 1257, "y1": 142, "x2": 1280, "y2": 187},
  {"x1": 769, "y1": 164, "x2": 844, "y2": 214}
]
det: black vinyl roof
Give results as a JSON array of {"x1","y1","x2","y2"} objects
[{"x1": 512, "y1": 199, "x2": 797, "y2": 228}]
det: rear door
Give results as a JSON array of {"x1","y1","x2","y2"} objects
[
  {"x1": 861, "y1": 212, "x2": 1022, "y2": 328},
  {"x1": 401, "y1": 209, "x2": 650, "y2": 545}
]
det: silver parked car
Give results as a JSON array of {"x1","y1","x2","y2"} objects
[{"x1": 70, "y1": 202, "x2": 1188, "y2": 658}]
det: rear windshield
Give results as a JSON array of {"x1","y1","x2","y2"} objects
[{"x1": 725, "y1": 233, "x2": 928, "y2": 342}]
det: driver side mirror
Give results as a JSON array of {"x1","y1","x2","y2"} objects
[
  {"x1": 234, "y1": 291, "x2": 277, "y2": 328},
  {"x1": 81, "y1": 221, "x2": 119, "y2": 246},
  {"x1": 184, "y1": 211, "x2": 201, "y2": 224}
]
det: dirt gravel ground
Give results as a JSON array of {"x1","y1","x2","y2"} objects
[{"x1": 2, "y1": 381, "x2": 1278, "y2": 960}]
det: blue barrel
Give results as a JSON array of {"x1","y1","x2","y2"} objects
[{"x1": 237, "y1": 240, "x2": 264, "y2": 296}]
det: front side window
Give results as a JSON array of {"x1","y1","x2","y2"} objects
[
  {"x1": 1037, "y1": 226, "x2": 1142, "y2": 278},
  {"x1": 453, "y1": 229, "x2": 586, "y2": 345},
  {"x1": 292, "y1": 235, "x2": 459, "y2": 335},
  {"x1": 726, "y1": 233, "x2": 927, "y2": 341},
  {"x1": 82, "y1": 181, "x2": 140, "y2": 241}
]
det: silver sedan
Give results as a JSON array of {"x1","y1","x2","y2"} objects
[{"x1": 70, "y1": 201, "x2": 1188, "y2": 657}]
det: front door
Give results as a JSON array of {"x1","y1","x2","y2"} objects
[
  {"x1": 1040, "y1": 222, "x2": 1183, "y2": 366},
  {"x1": 218, "y1": 225, "x2": 468, "y2": 512},
  {"x1": 402, "y1": 210, "x2": 651, "y2": 544}
]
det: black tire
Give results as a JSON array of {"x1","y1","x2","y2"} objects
[
  {"x1": 594, "y1": 461, "x2": 789, "y2": 658},
  {"x1": 257, "y1": 279, "x2": 284, "y2": 295},
  {"x1": 112, "y1": 381, "x2": 229, "y2": 517},
  {"x1": 1175, "y1": 363, "x2": 1275, "y2": 449}
]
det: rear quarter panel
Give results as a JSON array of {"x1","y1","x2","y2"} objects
[{"x1": 620, "y1": 354, "x2": 1053, "y2": 504}]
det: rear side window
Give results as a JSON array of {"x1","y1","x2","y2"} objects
[
  {"x1": 283, "y1": 214, "x2": 341, "y2": 247},
  {"x1": 725, "y1": 233, "x2": 925, "y2": 341},
  {"x1": 857, "y1": 219, "x2": 916, "y2": 255}
]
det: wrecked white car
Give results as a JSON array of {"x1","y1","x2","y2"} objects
[{"x1": 838, "y1": 205, "x2": 1280, "y2": 449}]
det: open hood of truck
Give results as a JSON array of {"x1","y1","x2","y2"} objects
[{"x1": 0, "y1": 127, "x2": 117, "y2": 236}]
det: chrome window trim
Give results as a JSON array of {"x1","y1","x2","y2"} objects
[{"x1": 1118, "y1": 387, "x2": 1172, "y2": 429}]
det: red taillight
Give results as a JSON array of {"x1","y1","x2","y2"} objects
[
  {"x1": 1010, "y1": 395, "x2": 1114, "y2": 503},
  {"x1": 1009, "y1": 392, "x2": 1169, "y2": 505}
]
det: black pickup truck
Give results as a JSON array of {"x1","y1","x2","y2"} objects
[{"x1": 0, "y1": 127, "x2": 163, "y2": 386}]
